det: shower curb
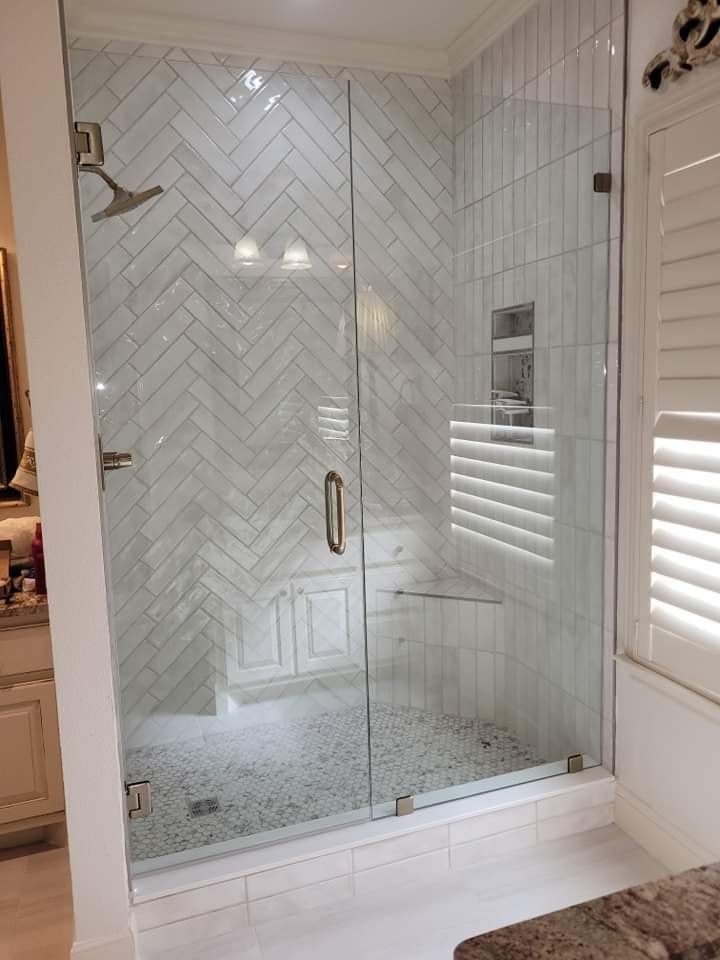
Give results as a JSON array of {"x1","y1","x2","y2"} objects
[{"x1": 132, "y1": 769, "x2": 615, "y2": 945}]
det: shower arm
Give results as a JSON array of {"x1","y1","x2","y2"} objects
[{"x1": 82, "y1": 165, "x2": 122, "y2": 193}]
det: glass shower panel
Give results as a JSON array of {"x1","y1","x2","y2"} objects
[
  {"x1": 71, "y1": 53, "x2": 370, "y2": 868},
  {"x1": 352, "y1": 54, "x2": 610, "y2": 812}
]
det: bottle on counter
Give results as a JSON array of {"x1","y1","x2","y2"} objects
[{"x1": 31, "y1": 522, "x2": 46, "y2": 595}]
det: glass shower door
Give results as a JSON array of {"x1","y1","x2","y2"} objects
[{"x1": 70, "y1": 52, "x2": 370, "y2": 868}]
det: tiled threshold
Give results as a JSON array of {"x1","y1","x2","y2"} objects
[{"x1": 132, "y1": 768, "x2": 615, "y2": 936}]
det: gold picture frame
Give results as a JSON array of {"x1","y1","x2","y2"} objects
[{"x1": 0, "y1": 248, "x2": 30, "y2": 506}]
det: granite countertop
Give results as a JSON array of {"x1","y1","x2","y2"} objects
[
  {"x1": 0, "y1": 592, "x2": 49, "y2": 627},
  {"x1": 455, "y1": 863, "x2": 720, "y2": 960}
]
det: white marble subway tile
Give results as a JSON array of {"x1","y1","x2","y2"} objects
[
  {"x1": 459, "y1": 648, "x2": 478, "y2": 718},
  {"x1": 134, "y1": 878, "x2": 248, "y2": 931},
  {"x1": 353, "y1": 848, "x2": 450, "y2": 896},
  {"x1": 450, "y1": 802, "x2": 537, "y2": 846},
  {"x1": 246, "y1": 851, "x2": 352, "y2": 901},
  {"x1": 248, "y1": 876, "x2": 354, "y2": 926},
  {"x1": 393, "y1": 637, "x2": 411, "y2": 707},
  {"x1": 409, "y1": 639, "x2": 426, "y2": 709},
  {"x1": 476, "y1": 652, "x2": 496, "y2": 720},
  {"x1": 565, "y1": 0, "x2": 580, "y2": 53},
  {"x1": 451, "y1": 824, "x2": 538, "y2": 870},
  {"x1": 595, "y1": 0, "x2": 612, "y2": 30},
  {"x1": 442, "y1": 647, "x2": 461, "y2": 715},
  {"x1": 591, "y1": 243, "x2": 609, "y2": 345},
  {"x1": 538, "y1": 0, "x2": 553, "y2": 73},
  {"x1": 503, "y1": 30, "x2": 515, "y2": 100},
  {"x1": 549, "y1": 160, "x2": 564, "y2": 256},
  {"x1": 551, "y1": 0, "x2": 566, "y2": 66},
  {"x1": 514, "y1": 100, "x2": 526, "y2": 182},
  {"x1": 564, "y1": 64, "x2": 580, "y2": 153},
  {"x1": 593, "y1": 26, "x2": 611, "y2": 140},
  {"x1": 579, "y1": 0, "x2": 595, "y2": 41},
  {"x1": 526, "y1": 7, "x2": 539, "y2": 81},
  {"x1": 563, "y1": 155, "x2": 579, "y2": 255},
  {"x1": 537, "y1": 802, "x2": 613, "y2": 842},
  {"x1": 135, "y1": 904, "x2": 252, "y2": 955},
  {"x1": 352, "y1": 826, "x2": 448, "y2": 873},
  {"x1": 513, "y1": 17, "x2": 527, "y2": 92}
]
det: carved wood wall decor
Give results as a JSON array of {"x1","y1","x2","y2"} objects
[{"x1": 643, "y1": 0, "x2": 720, "y2": 90}]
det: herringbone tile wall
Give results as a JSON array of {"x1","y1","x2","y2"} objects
[
  {"x1": 69, "y1": 40, "x2": 455, "y2": 765},
  {"x1": 451, "y1": 0, "x2": 624, "y2": 766}
]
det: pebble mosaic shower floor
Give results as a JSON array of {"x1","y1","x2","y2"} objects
[{"x1": 126, "y1": 703, "x2": 543, "y2": 862}]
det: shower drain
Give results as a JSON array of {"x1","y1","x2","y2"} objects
[{"x1": 188, "y1": 797, "x2": 220, "y2": 818}]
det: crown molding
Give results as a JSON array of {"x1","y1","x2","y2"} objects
[
  {"x1": 66, "y1": 3, "x2": 452, "y2": 78},
  {"x1": 447, "y1": 0, "x2": 536, "y2": 74}
]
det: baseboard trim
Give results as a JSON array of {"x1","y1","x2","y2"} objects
[
  {"x1": 71, "y1": 931, "x2": 136, "y2": 960},
  {"x1": 615, "y1": 784, "x2": 714, "y2": 872}
]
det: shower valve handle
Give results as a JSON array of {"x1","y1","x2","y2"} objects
[{"x1": 102, "y1": 451, "x2": 133, "y2": 471}]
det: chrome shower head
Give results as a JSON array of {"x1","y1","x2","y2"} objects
[{"x1": 84, "y1": 166, "x2": 163, "y2": 222}]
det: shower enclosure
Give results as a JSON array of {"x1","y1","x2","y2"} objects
[{"x1": 68, "y1": 0, "x2": 620, "y2": 874}]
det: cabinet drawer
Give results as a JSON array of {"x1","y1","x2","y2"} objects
[
  {"x1": 0, "y1": 624, "x2": 52, "y2": 679},
  {"x1": 0, "y1": 679, "x2": 64, "y2": 824}
]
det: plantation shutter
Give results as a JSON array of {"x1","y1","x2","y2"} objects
[{"x1": 637, "y1": 105, "x2": 720, "y2": 698}]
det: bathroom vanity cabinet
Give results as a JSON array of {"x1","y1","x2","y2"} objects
[{"x1": 0, "y1": 622, "x2": 65, "y2": 845}]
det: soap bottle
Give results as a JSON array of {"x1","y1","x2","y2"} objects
[{"x1": 31, "y1": 522, "x2": 46, "y2": 595}]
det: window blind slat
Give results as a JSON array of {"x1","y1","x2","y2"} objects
[
  {"x1": 653, "y1": 466, "x2": 720, "y2": 505},
  {"x1": 661, "y1": 248, "x2": 720, "y2": 292},
  {"x1": 656, "y1": 378, "x2": 720, "y2": 413},
  {"x1": 659, "y1": 284, "x2": 720, "y2": 321},
  {"x1": 653, "y1": 494, "x2": 720, "y2": 535},
  {"x1": 659, "y1": 318, "x2": 720, "y2": 351},
  {"x1": 663, "y1": 186, "x2": 720, "y2": 233},
  {"x1": 652, "y1": 545, "x2": 720, "y2": 594},
  {"x1": 653, "y1": 520, "x2": 720, "y2": 566},
  {"x1": 663, "y1": 153, "x2": 720, "y2": 203},
  {"x1": 655, "y1": 413, "x2": 720, "y2": 443},
  {"x1": 662, "y1": 220, "x2": 720, "y2": 263},
  {"x1": 658, "y1": 346, "x2": 720, "y2": 379},
  {"x1": 652, "y1": 572, "x2": 720, "y2": 625}
]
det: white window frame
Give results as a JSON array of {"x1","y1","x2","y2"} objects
[{"x1": 618, "y1": 74, "x2": 720, "y2": 707}]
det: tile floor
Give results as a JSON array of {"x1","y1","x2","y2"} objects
[
  {"x1": 0, "y1": 825, "x2": 668, "y2": 960},
  {"x1": 127, "y1": 703, "x2": 543, "y2": 861},
  {"x1": 0, "y1": 843, "x2": 74, "y2": 960},
  {"x1": 137, "y1": 825, "x2": 668, "y2": 960}
]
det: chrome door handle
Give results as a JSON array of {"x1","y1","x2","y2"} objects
[{"x1": 324, "y1": 471, "x2": 346, "y2": 555}]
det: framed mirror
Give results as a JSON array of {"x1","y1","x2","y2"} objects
[{"x1": 0, "y1": 248, "x2": 29, "y2": 505}]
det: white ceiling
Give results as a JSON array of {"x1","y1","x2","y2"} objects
[
  {"x1": 69, "y1": 0, "x2": 494, "y2": 51},
  {"x1": 67, "y1": 0, "x2": 529, "y2": 75}
]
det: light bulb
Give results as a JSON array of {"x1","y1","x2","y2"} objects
[
  {"x1": 234, "y1": 236, "x2": 260, "y2": 265},
  {"x1": 281, "y1": 240, "x2": 312, "y2": 271}
]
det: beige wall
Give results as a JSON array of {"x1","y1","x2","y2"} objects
[
  {"x1": 0, "y1": 91, "x2": 38, "y2": 519},
  {"x1": 0, "y1": 94, "x2": 31, "y2": 436}
]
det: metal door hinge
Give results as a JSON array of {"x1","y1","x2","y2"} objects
[
  {"x1": 74, "y1": 121, "x2": 104, "y2": 167},
  {"x1": 396, "y1": 795, "x2": 415, "y2": 816},
  {"x1": 126, "y1": 781, "x2": 153, "y2": 819},
  {"x1": 593, "y1": 172, "x2": 612, "y2": 194},
  {"x1": 567, "y1": 754, "x2": 584, "y2": 774}
]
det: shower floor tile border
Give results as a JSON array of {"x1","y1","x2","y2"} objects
[{"x1": 125, "y1": 703, "x2": 544, "y2": 863}]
